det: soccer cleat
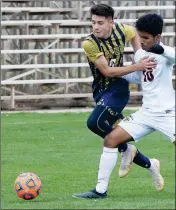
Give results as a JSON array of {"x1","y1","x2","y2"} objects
[
  {"x1": 72, "y1": 188, "x2": 107, "y2": 199},
  {"x1": 118, "y1": 144, "x2": 137, "y2": 178},
  {"x1": 148, "y1": 159, "x2": 164, "y2": 191}
]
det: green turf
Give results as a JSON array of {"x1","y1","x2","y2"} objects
[{"x1": 1, "y1": 111, "x2": 175, "y2": 209}]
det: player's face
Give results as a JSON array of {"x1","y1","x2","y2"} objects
[
  {"x1": 92, "y1": 15, "x2": 114, "y2": 39},
  {"x1": 137, "y1": 31, "x2": 161, "y2": 51}
]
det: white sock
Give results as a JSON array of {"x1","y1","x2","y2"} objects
[{"x1": 96, "y1": 147, "x2": 118, "y2": 194}]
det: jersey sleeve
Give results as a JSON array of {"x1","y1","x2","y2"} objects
[
  {"x1": 123, "y1": 24, "x2": 136, "y2": 42},
  {"x1": 162, "y1": 45, "x2": 175, "y2": 66},
  {"x1": 134, "y1": 49, "x2": 145, "y2": 62},
  {"x1": 82, "y1": 40, "x2": 103, "y2": 63},
  {"x1": 122, "y1": 72, "x2": 141, "y2": 84}
]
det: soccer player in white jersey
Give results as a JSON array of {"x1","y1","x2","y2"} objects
[{"x1": 73, "y1": 14, "x2": 175, "y2": 199}]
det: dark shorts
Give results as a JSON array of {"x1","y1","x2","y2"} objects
[
  {"x1": 87, "y1": 91, "x2": 129, "y2": 138},
  {"x1": 96, "y1": 90, "x2": 129, "y2": 114}
]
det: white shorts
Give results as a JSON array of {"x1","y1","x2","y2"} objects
[{"x1": 119, "y1": 108, "x2": 175, "y2": 142}]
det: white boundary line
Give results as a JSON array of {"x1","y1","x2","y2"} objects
[{"x1": 1, "y1": 107, "x2": 140, "y2": 114}]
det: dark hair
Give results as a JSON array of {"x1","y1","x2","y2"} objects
[
  {"x1": 90, "y1": 4, "x2": 114, "y2": 19},
  {"x1": 135, "y1": 14, "x2": 163, "y2": 37}
]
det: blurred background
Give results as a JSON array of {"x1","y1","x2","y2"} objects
[
  {"x1": 1, "y1": 2, "x2": 175, "y2": 209},
  {"x1": 1, "y1": 0, "x2": 175, "y2": 111}
]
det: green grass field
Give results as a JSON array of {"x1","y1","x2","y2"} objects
[{"x1": 1, "y1": 111, "x2": 175, "y2": 209}]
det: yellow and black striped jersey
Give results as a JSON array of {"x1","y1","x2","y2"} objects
[{"x1": 83, "y1": 22, "x2": 136, "y2": 101}]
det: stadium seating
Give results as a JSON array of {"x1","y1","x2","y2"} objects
[
  {"x1": 1, "y1": 18, "x2": 175, "y2": 27},
  {"x1": 1, "y1": 1, "x2": 175, "y2": 109},
  {"x1": 1, "y1": 47, "x2": 135, "y2": 54},
  {"x1": 83, "y1": 5, "x2": 175, "y2": 12},
  {"x1": 1, "y1": 7, "x2": 75, "y2": 14},
  {"x1": 1, "y1": 32, "x2": 174, "y2": 41}
]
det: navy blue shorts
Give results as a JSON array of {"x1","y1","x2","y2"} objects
[
  {"x1": 97, "y1": 90, "x2": 129, "y2": 114},
  {"x1": 87, "y1": 91, "x2": 129, "y2": 138}
]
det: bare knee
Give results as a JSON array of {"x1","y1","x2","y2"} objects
[
  {"x1": 104, "y1": 133, "x2": 116, "y2": 148},
  {"x1": 104, "y1": 125, "x2": 131, "y2": 148}
]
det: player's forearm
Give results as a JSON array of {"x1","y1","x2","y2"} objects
[
  {"x1": 106, "y1": 64, "x2": 139, "y2": 77},
  {"x1": 94, "y1": 55, "x2": 156, "y2": 78}
]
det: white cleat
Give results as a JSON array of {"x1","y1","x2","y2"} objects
[
  {"x1": 118, "y1": 144, "x2": 137, "y2": 178},
  {"x1": 148, "y1": 159, "x2": 164, "y2": 191}
]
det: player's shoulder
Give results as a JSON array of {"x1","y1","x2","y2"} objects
[
  {"x1": 114, "y1": 21, "x2": 124, "y2": 27},
  {"x1": 114, "y1": 21, "x2": 135, "y2": 31},
  {"x1": 84, "y1": 34, "x2": 92, "y2": 41},
  {"x1": 82, "y1": 35, "x2": 95, "y2": 49},
  {"x1": 161, "y1": 42, "x2": 175, "y2": 51},
  {"x1": 82, "y1": 34, "x2": 102, "y2": 55},
  {"x1": 135, "y1": 48, "x2": 146, "y2": 55},
  {"x1": 83, "y1": 34, "x2": 92, "y2": 43},
  {"x1": 113, "y1": 21, "x2": 126, "y2": 32},
  {"x1": 134, "y1": 48, "x2": 147, "y2": 61},
  {"x1": 83, "y1": 33, "x2": 98, "y2": 44}
]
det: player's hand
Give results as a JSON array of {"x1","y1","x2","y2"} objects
[
  {"x1": 146, "y1": 44, "x2": 164, "y2": 55},
  {"x1": 135, "y1": 56, "x2": 157, "y2": 71}
]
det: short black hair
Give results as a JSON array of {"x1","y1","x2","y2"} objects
[
  {"x1": 135, "y1": 14, "x2": 163, "y2": 37},
  {"x1": 90, "y1": 4, "x2": 114, "y2": 19}
]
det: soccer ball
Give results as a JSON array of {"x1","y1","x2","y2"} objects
[{"x1": 14, "y1": 172, "x2": 42, "y2": 200}]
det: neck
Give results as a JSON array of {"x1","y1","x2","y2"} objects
[{"x1": 103, "y1": 28, "x2": 113, "y2": 39}]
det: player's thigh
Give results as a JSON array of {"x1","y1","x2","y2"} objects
[
  {"x1": 88, "y1": 104, "x2": 116, "y2": 124},
  {"x1": 96, "y1": 95, "x2": 128, "y2": 125},
  {"x1": 105, "y1": 125, "x2": 132, "y2": 147},
  {"x1": 152, "y1": 114, "x2": 175, "y2": 142},
  {"x1": 119, "y1": 111, "x2": 155, "y2": 142},
  {"x1": 98, "y1": 92, "x2": 129, "y2": 114}
]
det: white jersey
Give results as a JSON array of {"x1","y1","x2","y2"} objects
[{"x1": 124, "y1": 43, "x2": 175, "y2": 113}]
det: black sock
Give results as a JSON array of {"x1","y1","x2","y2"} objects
[
  {"x1": 118, "y1": 143, "x2": 128, "y2": 152},
  {"x1": 133, "y1": 150, "x2": 151, "y2": 168}
]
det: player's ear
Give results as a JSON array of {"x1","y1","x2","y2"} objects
[
  {"x1": 110, "y1": 19, "x2": 114, "y2": 25},
  {"x1": 155, "y1": 34, "x2": 161, "y2": 42}
]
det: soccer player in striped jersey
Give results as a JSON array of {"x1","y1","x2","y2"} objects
[
  {"x1": 73, "y1": 5, "x2": 160, "y2": 199},
  {"x1": 73, "y1": 13, "x2": 175, "y2": 199}
]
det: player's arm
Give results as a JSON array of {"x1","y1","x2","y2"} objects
[
  {"x1": 122, "y1": 71, "x2": 141, "y2": 84},
  {"x1": 94, "y1": 55, "x2": 156, "y2": 77},
  {"x1": 130, "y1": 34, "x2": 141, "y2": 53},
  {"x1": 129, "y1": 29, "x2": 141, "y2": 53},
  {"x1": 123, "y1": 24, "x2": 141, "y2": 53},
  {"x1": 162, "y1": 46, "x2": 175, "y2": 65},
  {"x1": 147, "y1": 44, "x2": 175, "y2": 65},
  {"x1": 83, "y1": 39, "x2": 156, "y2": 78}
]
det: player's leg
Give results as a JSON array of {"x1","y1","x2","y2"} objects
[
  {"x1": 73, "y1": 104, "x2": 126, "y2": 199},
  {"x1": 72, "y1": 126, "x2": 132, "y2": 199},
  {"x1": 137, "y1": 110, "x2": 175, "y2": 190},
  {"x1": 87, "y1": 102, "x2": 135, "y2": 165},
  {"x1": 86, "y1": 105, "x2": 121, "y2": 196},
  {"x1": 87, "y1": 104, "x2": 136, "y2": 180},
  {"x1": 73, "y1": 111, "x2": 150, "y2": 199},
  {"x1": 88, "y1": 98, "x2": 153, "y2": 175},
  {"x1": 74, "y1": 109, "x2": 153, "y2": 198},
  {"x1": 98, "y1": 93, "x2": 155, "y2": 174},
  {"x1": 73, "y1": 120, "x2": 150, "y2": 199},
  {"x1": 111, "y1": 112, "x2": 152, "y2": 177},
  {"x1": 86, "y1": 104, "x2": 118, "y2": 138},
  {"x1": 109, "y1": 111, "x2": 164, "y2": 191},
  {"x1": 117, "y1": 114, "x2": 152, "y2": 177},
  {"x1": 144, "y1": 111, "x2": 175, "y2": 191},
  {"x1": 150, "y1": 111, "x2": 175, "y2": 144}
]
